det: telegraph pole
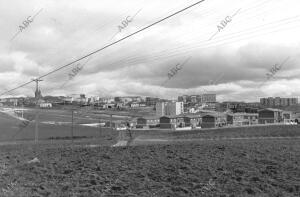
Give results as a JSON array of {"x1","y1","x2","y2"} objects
[
  {"x1": 71, "y1": 109, "x2": 74, "y2": 144},
  {"x1": 110, "y1": 114, "x2": 113, "y2": 130},
  {"x1": 99, "y1": 117, "x2": 102, "y2": 139},
  {"x1": 32, "y1": 78, "x2": 43, "y2": 144}
]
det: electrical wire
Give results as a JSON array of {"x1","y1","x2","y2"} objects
[
  {"x1": 83, "y1": 15, "x2": 300, "y2": 77},
  {"x1": 0, "y1": 0, "x2": 207, "y2": 97}
]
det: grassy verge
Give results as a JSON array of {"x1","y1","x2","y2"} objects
[{"x1": 132, "y1": 125, "x2": 300, "y2": 140}]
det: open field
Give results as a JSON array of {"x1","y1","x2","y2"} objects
[
  {"x1": 0, "y1": 139, "x2": 299, "y2": 196},
  {"x1": 1, "y1": 111, "x2": 300, "y2": 196},
  {"x1": 0, "y1": 106, "x2": 152, "y2": 142},
  {"x1": 0, "y1": 108, "x2": 120, "y2": 142},
  {"x1": 1, "y1": 107, "x2": 300, "y2": 145}
]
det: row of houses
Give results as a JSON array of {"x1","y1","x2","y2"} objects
[{"x1": 135, "y1": 108, "x2": 300, "y2": 129}]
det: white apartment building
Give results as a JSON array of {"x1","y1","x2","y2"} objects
[
  {"x1": 156, "y1": 102, "x2": 165, "y2": 116},
  {"x1": 156, "y1": 101, "x2": 184, "y2": 116}
]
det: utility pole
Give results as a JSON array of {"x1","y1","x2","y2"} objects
[
  {"x1": 110, "y1": 114, "x2": 113, "y2": 130},
  {"x1": 21, "y1": 102, "x2": 24, "y2": 119},
  {"x1": 71, "y1": 109, "x2": 74, "y2": 144},
  {"x1": 99, "y1": 117, "x2": 102, "y2": 139},
  {"x1": 32, "y1": 78, "x2": 43, "y2": 144}
]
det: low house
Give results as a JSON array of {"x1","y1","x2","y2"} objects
[
  {"x1": 282, "y1": 111, "x2": 293, "y2": 123},
  {"x1": 201, "y1": 113, "x2": 226, "y2": 128},
  {"x1": 202, "y1": 102, "x2": 217, "y2": 111},
  {"x1": 139, "y1": 102, "x2": 147, "y2": 107},
  {"x1": 104, "y1": 121, "x2": 116, "y2": 128},
  {"x1": 258, "y1": 108, "x2": 283, "y2": 124},
  {"x1": 104, "y1": 121, "x2": 124, "y2": 129},
  {"x1": 177, "y1": 114, "x2": 202, "y2": 128},
  {"x1": 0, "y1": 98, "x2": 20, "y2": 106},
  {"x1": 115, "y1": 102, "x2": 124, "y2": 109},
  {"x1": 63, "y1": 97, "x2": 73, "y2": 104},
  {"x1": 103, "y1": 103, "x2": 115, "y2": 109},
  {"x1": 294, "y1": 113, "x2": 300, "y2": 124},
  {"x1": 160, "y1": 116, "x2": 177, "y2": 129},
  {"x1": 189, "y1": 115, "x2": 202, "y2": 128},
  {"x1": 130, "y1": 102, "x2": 140, "y2": 108},
  {"x1": 40, "y1": 103, "x2": 52, "y2": 108},
  {"x1": 176, "y1": 116, "x2": 191, "y2": 128},
  {"x1": 136, "y1": 117, "x2": 160, "y2": 128},
  {"x1": 227, "y1": 113, "x2": 258, "y2": 126},
  {"x1": 282, "y1": 111, "x2": 300, "y2": 124}
]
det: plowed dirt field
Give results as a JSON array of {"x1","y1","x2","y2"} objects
[{"x1": 0, "y1": 138, "x2": 299, "y2": 196}]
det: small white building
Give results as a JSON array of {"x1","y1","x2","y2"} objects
[
  {"x1": 130, "y1": 102, "x2": 140, "y2": 108},
  {"x1": 40, "y1": 103, "x2": 52, "y2": 108},
  {"x1": 63, "y1": 96, "x2": 73, "y2": 103}
]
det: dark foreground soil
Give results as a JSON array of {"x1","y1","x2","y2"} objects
[{"x1": 0, "y1": 139, "x2": 300, "y2": 197}]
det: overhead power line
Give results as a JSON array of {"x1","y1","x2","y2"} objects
[{"x1": 0, "y1": 0, "x2": 206, "y2": 96}]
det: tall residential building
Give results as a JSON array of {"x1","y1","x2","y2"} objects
[
  {"x1": 200, "y1": 94, "x2": 217, "y2": 103},
  {"x1": 156, "y1": 101, "x2": 184, "y2": 116},
  {"x1": 280, "y1": 98, "x2": 288, "y2": 106},
  {"x1": 156, "y1": 102, "x2": 166, "y2": 116},
  {"x1": 146, "y1": 97, "x2": 160, "y2": 106},
  {"x1": 260, "y1": 98, "x2": 266, "y2": 105},
  {"x1": 191, "y1": 95, "x2": 197, "y2": 103},
  {"x1": 260, "y1": 97, "x2": 298, "y2": 107},
  {"x1": 274, "y1": 97, "x2": 281, "y2": 106},
  {"x1": 178, "y1": 94, "x2": 216, "y2": 104},
  {"x1": 166, "y1": 102, "x2": 184, "y2": 116},
  {"x1": 114, "y1": 96, "x2": 143, "y2": 104},
  {"x1": 178, "y1": 95, "x2": 189, "y2": 103},
  {"x1": 267, "y1": 97, "x2": 274, "y2": 106},
  {"x1": 288, "y1": 98, "x2": 298, "y2": 106}
]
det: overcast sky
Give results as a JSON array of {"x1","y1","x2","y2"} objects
[{"x1": 0, "y1": 0, "x2": 300, "y2": 102}]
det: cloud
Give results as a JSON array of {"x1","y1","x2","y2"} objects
[
  {"x1": 0, "y1": 56, "x2": 15, "y2": 72},
  {"x1": 1, "y1": 0, "x2": 300, "y2": 102}
]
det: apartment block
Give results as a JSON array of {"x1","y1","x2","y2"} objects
[
  {"x1": 156, "y1": 101, "x2": 184, "y2": 116},
  {"x1": 146, "y1": 97, "x2": 160, "y2": 106},
  {"x1": 200, "y1": 94, "x2": 216, "y2": 103},
  {"x1": 178, "y1": 94, "x2": 216, "y2": 104},
  {"x1": 260, "y1": 97, "x2": 298, "y2": 107},
  {"x1": 155, "y1": 102, "x2": 166, "y2": 116},
  {"x1": 165, "y1": 102, "x2": 184, "y2": 116}
]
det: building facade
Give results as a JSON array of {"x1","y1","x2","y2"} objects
[
  {"x1": 258, "y1": 108, "x2": 283, "y2": 124},
  {"x1": 260, "y1": 97, "x2": 298, "y2": 107},
  {"x1": 160, "y1": 116, "x2": 177, "y2": 129},
  {"x1": 156, "y1": 102, "x2": 166, "y2": 116},
  {"x1": 146, "y1": 97, "x2": 160, "y2": 106},
  {"x1": 178, "y1": 94, "x2": 216, "y2": 104},
  {"x1": 201, "y1": 113, "x2": 226, "y2": 128},
  {"x1": 136, "y1": 117, "x2": 160, "y2": 128},
  {"x1": 227, "y1": 113, "x2": 258, "y2": 126},
  {"x1": 200, "y1": 94, "x2": 217, "y2": 103},
  {"x1": 156, "y1": 101, "x2": 184, "y2": 117},
  {"x1": 165, "y1": 102, "x2": 184, "y2": 116}
]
